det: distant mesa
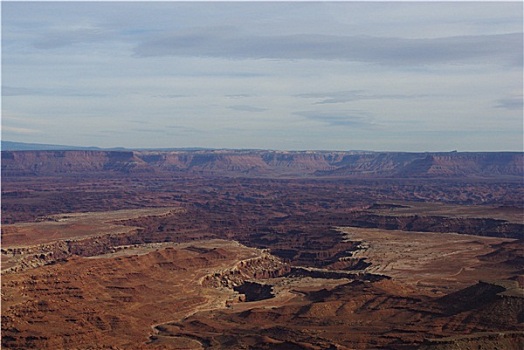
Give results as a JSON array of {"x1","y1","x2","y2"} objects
[{"x1": 1, "y1": 141, "x2": 522, "y2": 179}]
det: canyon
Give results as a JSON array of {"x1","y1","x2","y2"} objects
[{"x1": 1, "y1": 149, "x2": 523, "y2": 349}]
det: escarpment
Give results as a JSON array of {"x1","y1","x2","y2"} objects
[
  {"x1": 338, "y1": 213, "x2": 524, "y2": 239},
  {"x1": 2, "y1": 150, "x2": 522, "y2": 178},
  {"x1": 201, "y1": 251, "x2": 290, "y2": 289}
]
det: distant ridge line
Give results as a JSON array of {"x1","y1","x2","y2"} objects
[
  {"x1": 1, "y1": 143, "x2": 523, "y2": 179},
  {"x1": 1, "y1": 141, "x2": 209, "y2": 152},
  {"x1": 2, "y1": 140, "x2": 521, "y2": 153}
]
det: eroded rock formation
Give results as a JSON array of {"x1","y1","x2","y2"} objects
[{"x1": 2, "y1": 150, "x2": 522, "y2": 178}]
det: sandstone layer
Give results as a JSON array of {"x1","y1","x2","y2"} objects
[{"x1": 2, "y1": 150, "x2": 522, "y2": 178}]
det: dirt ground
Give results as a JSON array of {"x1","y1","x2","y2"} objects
[
  {"x1": 1, "y1": 238, "x2": 268, "y2": 349},
  {"x1": 340, "y1": 227, "x2": 518, "y2": 295},
  {"x1": 1, "y1": 183, "x2": 522, "y2": 349}
]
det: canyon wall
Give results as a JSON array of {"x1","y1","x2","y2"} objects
[{"x1": 2, "y1": 150, "x2": 523, "y2": 178}]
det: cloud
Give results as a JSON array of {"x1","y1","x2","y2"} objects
[
  {"x1": 296, "y1": 90, "x2": 364, "y2": 104},
  {"x1": 296, "y1": 90, "x2": 426, "y2": 104},
  {"x1": 134, "y1": 31, "x2": 522, "y2": 67},
  {"x1": 129, "y1": 128, "x2": 166, "y2": 134},
  {"x1": 2, "y1": 86, "x2": 40, "y2": 96},
  {"x1": 2, "y1": 126, "x2": 41, "y2": 135},
  {"x1": 228, "y1": 105, "x2": 267, "y2": 112},
  {"x1": 494, "y1": 96, "x2": 523, "y2": 111},
  {"x1": 32, "y1": 26, "x2": 113, "y2": 49},
  {"x1": 226, "y1": 94, "x2": 253, "y2": 99},
  {"x1": 154, "y1": 94, "x2": 188, "y2": 99},
  {"x1": 295, "y1": 110, "x2": 375, "y2": 128},
  {"x1": 2, "y1": 86, "x2": 105, "y2": 97}
]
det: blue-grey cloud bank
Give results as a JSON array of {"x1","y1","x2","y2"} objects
[{"x1": 2, "y1": 2, "x2": 523, "y2": 151}]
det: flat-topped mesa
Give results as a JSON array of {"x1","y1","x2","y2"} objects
[
  {"x1": 2, "y1": 150, "x2": 523, "y2": 178},
  {"x1": 1, "y1": 150, "x2": 150, "y2": 175}
]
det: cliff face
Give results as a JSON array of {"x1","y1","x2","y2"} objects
[
  {"x1": 1, "y1": 150, "x2": 150, "y2": 176},
  {"x1": 339, "y1": 213, "x2": 524, "y2": 239},
  {"x1": 2, "y1": 150, "x2": 523, "y2": 178},
  {"x1": 397, "y1": 153, "x2": 524, "y2": 178}
]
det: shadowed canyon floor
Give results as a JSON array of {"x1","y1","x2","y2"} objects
[{"x1": 1, "y1": 150, "x2": 523, "y2": 349}]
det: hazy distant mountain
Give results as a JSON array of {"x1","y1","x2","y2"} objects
[
  {"x1": 1, "y1": 141, "x2": 210, "y2": 152},
  {"x1": 1, "y1": 141, "x2": 104, "y2": 151}
]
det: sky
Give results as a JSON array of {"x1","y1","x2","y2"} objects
[{"x1": 2, "y1": 1, "x2": 523, "y2": 151}]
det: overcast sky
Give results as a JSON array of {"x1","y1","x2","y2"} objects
[{"x1": 2, "y1": 1, "x2": 523, "y2": 151}]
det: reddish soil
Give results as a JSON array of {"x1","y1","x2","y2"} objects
[
  {"x1": 2, "y1": 239, "x2": 279, "y2": 349},
  {"x1": 1, "y1": 150, "x2": 523, "y2": 349}
]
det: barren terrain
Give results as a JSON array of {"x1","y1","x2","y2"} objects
[
  {"x1": 2, "y1": 237, "x2": 283, "y2": 349},
  {"x1": 341, "y1": 227, "x2": 518, "y2": 294},
  {"x1": 2, "y1": 150, "x2": 523, "y2": 349}
]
